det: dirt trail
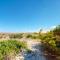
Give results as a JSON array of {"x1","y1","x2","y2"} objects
[{"x1": 15, "y1": 39, "x2": 46, "y2": 60}]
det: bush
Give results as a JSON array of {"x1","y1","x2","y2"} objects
[
  {"x1": 0, "y1": 40, "x2": 27, "y2": 60},
  {"x1": 40, "y1": 26, "x2": 60, "y2": 55},
  {"x1": 26, "y1": 34, "x2": 32, "y2": 38},
  {"x1": 53, "y1": 25, "x2": 60, "y2": 36},
  {"x1": 9, "y1": 33, "x2": 23, "y2": 39}
]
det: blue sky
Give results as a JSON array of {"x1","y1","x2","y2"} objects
[{"x1": 0, "y1": 0, "x2": 60, "y2": 32}]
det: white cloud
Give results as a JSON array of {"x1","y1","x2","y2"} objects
[{"x1": 50, "y1": 26, "x2": 56, "y2": 29}]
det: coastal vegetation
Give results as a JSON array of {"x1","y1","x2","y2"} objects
[
  {"x1": 39, "y1": 25, "x2": 60, "y2": 56},
  {"x1": 0, "y1": 40, "x2": 27, "y2": 60},
  {"x1": 0, "y1": 25, "x2": 60, "y2": 60}
]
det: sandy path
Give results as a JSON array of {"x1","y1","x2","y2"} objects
[{"x1": 15, "y1": 39, "x2": 46, "y2": 60}]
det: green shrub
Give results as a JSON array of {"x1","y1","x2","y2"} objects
[
  {"x1": 38, "y1": 25, "x2": 60, "y2": 55},
  {"x1": 26, "y1": 34, "x2": 32, "y2": 38},
  {"x1": 53, "y1": 25, "x2": 60, "y2": 36},
  {"x1": 9, "y1": 33, "x2": 23, "y2": 39},
  {"x1": 31, "y1": 36, "x2": 37, "y2": 39},
  {"x1": 0, "y1": 40, "x2": 27, "y2": 60}
]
